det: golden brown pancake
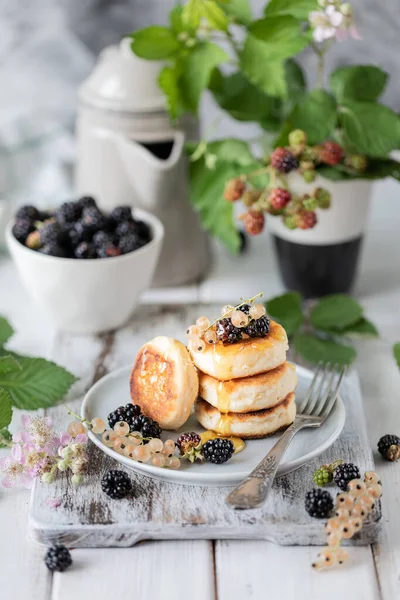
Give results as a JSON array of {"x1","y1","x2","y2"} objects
[
  {"x1": 130, "y1": 336, "x2": 199, "y2": 429},
  {"x1": 188, "y1": 320, "x2": 288, "y2": 381},
  {"x1": 195, "y1": 393, "x2": 296, "y2": 439},
  {"x1": 199, "y1": 361, "x2": 297, "y2": 413}
]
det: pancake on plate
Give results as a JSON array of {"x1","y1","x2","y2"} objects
[{"x1": 195, "y1": 393, "x2": 296, "y2": 439}]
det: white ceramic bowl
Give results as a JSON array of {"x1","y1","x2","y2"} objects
[{"x1": 6, "y1": 208, "x2": 164, "y2": 334}]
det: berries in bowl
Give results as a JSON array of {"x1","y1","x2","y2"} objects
[{"x1": 6, "y1": 198, "x2": 164, "y2": 334}]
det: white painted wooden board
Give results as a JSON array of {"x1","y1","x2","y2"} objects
[{"x1": 29, "y1": 369, "x2": 381, "y2": 548}]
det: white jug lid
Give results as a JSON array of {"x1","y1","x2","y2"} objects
[{"x1": 79, "y1": 38, "x2": 167, "y2": 113}]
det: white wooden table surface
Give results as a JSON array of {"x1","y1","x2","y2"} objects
[{"x1": 1, "y1": 178, "x2": 400, "y2": 600}]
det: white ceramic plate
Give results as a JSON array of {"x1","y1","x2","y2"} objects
[{"x1": 81, "y1": 364, "x2": 345, "y2": 487}]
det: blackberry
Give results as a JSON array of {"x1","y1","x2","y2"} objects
[
  {"x1": 115, "y1": 220, "x2": 135, "y2": 238},
  {"x1": 81, "y1": 207, "x2": 106, "y2": 232},
  {"x1": 269, "y1": 188, "x2": 291, "y2": 210},
  {"x1": 305, "y1": 489, "x2": 334, "y2": 518},
  {"x1": 119, "y1": 233, "x2": 142, "y2": 254},
  {"x1": 96, "y1": 244, "x2": 122, "y2": 258},
  {"x1": 318, "y1": 141, "x2": 344, "y2": 166},
  {"x1": 377, "y1": 434, "x2": 400, "y2": 461},
  {"x1": 40, "y1": 221, "x2": 62, "y2": 245},
  {"x1": 110, "y1": 205, "x2": 133, "y2": 224},
  {"x1": 246, "y1": 315, "x2": 270, "y2": 338},
  {"x1": 270, "y1": 147, "x2": 298, "y2": 174},
  {"x1": 333, "y1": 463, "x2": 361, "y2": 491},
  {"x1": 70, "y1": 221, "x2": 92, "y2": 244},
  {"x1": 93, "y1": 230, "x2": 115, "y2": 247},
  {"x1": 313, "y1": 467, "x2": 333, "y2": 486},
  {"x1": 74, "y1": 241, "x2": 97, "y2": 259},
  {"x1": 243, "y1": 210, "x2": 265, "y2": 236},
  {"x1": 202, "y1": 438, "x2": 234, "y2": 464},
  {"x1": 39, "y1": 210, "x2": 53, "y2": 221},
  {"x1": 224, "y1": 178, "x2": 246, "y2": 202},
  {"x1": 131, "y1": 414, "x2": 162, "y2": 440},
  {"x1": 133, "y1": 220, "x2": 151, "y2": 242},
  {"x1": 108, "y1": 404, "x2": 142, "y2": 431},
  {"x1": 44, "y1": 545, "x2": 72, "y2": 572},
  {"x1": 15, "y1": 205, "x2": 40, "y2": 222},
  {"x1": 56, "y1": 201, "x2": 80, "y2": 224},
  {"x1": 77, "y1": 196, "x2": 97, "y2": 210},
  {"x1": 39, "y1": 243, "x2": 66, "y2": 257},
  {"x1": 12, "y1": 219, "x2": 34, "y2": 243},
  {"x1": 101, "y1": 470, "x2": 132, "y2": 499},
  {"x1": 176, "y1": 432, "x2": 202, "y2": 462},
  {"x1": 216, "y1": 318, "x2": 243, "y2": 344}
]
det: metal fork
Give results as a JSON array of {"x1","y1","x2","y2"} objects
[{"x1": 225, "y1": 363, "x2": 346, "y2": 510}]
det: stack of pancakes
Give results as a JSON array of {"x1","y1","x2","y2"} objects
[{"x1": 190, "y1": 321, "x2": 298, "y2": 439}]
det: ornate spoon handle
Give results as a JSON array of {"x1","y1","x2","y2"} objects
[{"x1": 225, "y1": 422, "x2": 300, "y2": 510}]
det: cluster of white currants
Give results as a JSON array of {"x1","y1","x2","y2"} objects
[{"x1": 312, "y1": 471, "x2": 382, "y2": 570}]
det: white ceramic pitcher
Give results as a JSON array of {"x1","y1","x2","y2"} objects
[{"x1": 75, "y1": 39, "x2": 210, "y2": 287}]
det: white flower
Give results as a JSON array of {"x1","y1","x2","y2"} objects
[{"x1": 309, "y1": 2, "x2": 357, "y2": 43}]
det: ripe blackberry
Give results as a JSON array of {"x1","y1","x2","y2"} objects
[
  {"x1": 77, "y1": 196, "x2": 97, "y2": 210},
  {"x1": 133, "y1": 220, "x2": 151, "y2": 242},
  {"x1": 44, "y1": 545, "x2": 72, "y2": 572},
  {"x1": 110, "y1": 205, "x2": 133, "y2": 224},
  {"x1": 216, "y1": 318, "x2": 243, "y2": 344},
  {"x1": 56, "y1": 201, "x2": 80, "y2": 223},
  {"x1": 246, "y1": 315, "x2": 270, "y2": 338},
  {"x1": 318, "y1": 141, "x2": 344, "y2": 166},
  {"x1": 313, "y1": 467, "x2": 333, "y2": 486},
  {"x1": 96, "y1": 244, "x2": 122, "y2": 258},
  {"x1": 39, "y1": 243, "x2": 66, "y2": 257},
  {"x1": 74, "y1": 241, "x2": 97, "y2": 259},
  {"x1": 333, "y1": 463, "x2": 361, "y2": 491},
  {"x1": 70, "y1": 221, "x2": 92, "y2": 244},
  {"x1": 269, "y1": 188, "x2": 291, "y2": 210},
  {"x1": 131, "y1": 414, "x2": 162, "y2": 440},
  {"x1": 305, "y1": 489, "x2": 334, "y2": 518},
  {"x1": 81, "y1": 207, "x2": 106, "y2": 232},
  {"x1": 12, "y1": 219, "x2": 34, "y2": 243},
  {"x1": 93, "y1": 230, "x2": 115, "y2": 247},
  {"x1": 224, "y1": 178, "x2": 246, "y2": 202},
  {"x1": 108, "y1": 404, "x2": 142, "y2": 431},
  {"x1": 176, "y1": 432, "x2": 202, "y2": 462},
  {"x1": 243, "y1": 210, "x2": 265, "y2": 235},
  {"x1": 202, "y1": 438, "x2": 234, "y2": 464},
  {"x1": 15, "y1": 205, "x2": 40, "y2": 222},
  {"x1": 119, "y1": 233, "x2": 142, "y2": 254},
  {"x1": 377, "y1": 434, "x2": 400, "y2": 461},
  {"x1": 270, "y1": 147, "x2": 298, "y2": 173},
  {"x1": 101, "y1": 470, "x2": 132, "y2": 499},
  {"x1": 40, "y1": 221, "x2": 62, "y2": 245}
]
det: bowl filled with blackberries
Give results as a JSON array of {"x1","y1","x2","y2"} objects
[{"x1": 6, "y1": 197, "x2": 164, "y2": 333}]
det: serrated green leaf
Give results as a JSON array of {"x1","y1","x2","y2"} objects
[
  {"x1": 311, "y1": 294, "x2": 363, "y2": 331},
  {"x1": 182, "y1": 0, "x2": 203, "y2": 29},
  {"x1": 240, "y1": 43, "x2": 286, "y2": 97},
  {"x1": 293, "y1": 333, "x2": 356, "y2": 365},
  {"x1": 0, "y1": 356, "x2": 22, "y2": 375},
  {"x1": 339, "y1": 101, "x2": 400, "y2": 158},
  {"x1": 249, "y1": 16, "x2": 310, "y2": 60},
  {"x1": 222, "y1": 0, "x2": 252, "y2": 25},
  {"x1": 202, "y1": 0, "x2": 228, "y2": 30},
  {"x1": 0, "y1": 357, "x2": 77, "y2": 410},
  {"x1": 266, "y1": 292, "x2": 304, "y2": 336},
  {"x1": 291, "y1": 90, "x2": 337, "y2": 144},
  {"x1": 394, "y1": 343, "x2": 400, "y2": 368},
  {"x1": 206, "y1": 139, "x2": 255, "y2": 165},
  {"x1": 0, "y1": 427, "x2": 12, "y2": 448},
  {"x1": 265, "y1": 0, "x2": 318, "y2": 19},
  {"x1": 0, "y1": 317, "x2": 14, "y2": 345},
  {"x1": 181, "y1": 42, "x2": 229, "y2": 111},
  {"x1": 341, "y1": 318, "x2": 379, "y2": 339},
  {"x1": 0, "y1": 388, "x2": 12, "y2": 429},
  {"x1": 158, "y1": 65, "x2": 182, "y2": 121},
  {"x1": 131, "y1": 26, "x2": 181, "y2": 60},
  {"x1": 331, "y1": 66, "x2": 388, "y2": 104}
]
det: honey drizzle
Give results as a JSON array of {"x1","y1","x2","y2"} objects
[{"x1": 200, "y1": 431, "x2": 245, "y2": 454}]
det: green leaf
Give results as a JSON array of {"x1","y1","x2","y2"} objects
[
  {"x1": 210, "y1": 70, "x2": 281, "y2": 123},
  {"x1": 318, "y1": 159, "x2": 400, "y2": 182},
  {"x1": 331, "y1": 66, "x2": 388, "y2": 103},
  {"x1": 341, "y1": 318, "x2": 379, "y2": 339},
  {"x1": 131, "y1": 26, "x2": 181, "y2": 60},
  {"x1": 240, "y1": 41, "x2": 287, "y2": 97},
  {"x1": 0, "y1": 427, "x2": 12, "y2": 448},
  {"x1": 182, "y1": 0, "x2": 203, "y2": 29},
  {"x1": 158, "y1": 65, "x2": 182, "y2": 121},
  {"x1": 291, "y1": 90, "x2": 337, "y2": 144},
  {"x1": 0, "y1": 317, "x2": 13, "y2": 345},
  {"x1": 0, "y1": 356, "x2": 22, "y2": 375},
  {"x1": 266, "y1": 292, "x2": 304, "y2": 336},
  {"x1": 394, "y1": 343, "x2": 400, "y2": 368},
  {"x1": 311, "y1": 294, "x2": 363, "y2": 331},
  {"x1": 293, "y1": 333, "x2": 356, "y2": 365},
  {"x1": 0, "y1": 357, "x2": 77, "y2": 410},
  {"x1": 248, "y1": 16, "x2": 310, "y2": 60},
  {"x1": 265, "y1": 0, "x2": 319, "y2": 19},
  {"x1": 339, "y1": 101, "x2": 400, "y2": 157},
  {"x1": 206, "y1": 139, "x2": 255, "y2": 165},
  {"x1": 181, "y1": 42, "x2": 229, "y2": 111},
  {"x1": 202, "y1": 0, "x2": 228, "y2": 30},
  {"x1": 222, "y1": 0, "x2": 252, "y2": 25},
  {"x1": 0, "y1": 388, "x2": 12, "y2": 429}
]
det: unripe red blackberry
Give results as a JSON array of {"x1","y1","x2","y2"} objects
[
  {"x1": 224, "y1": 178, "x2": 246, "y2": 202},
  {"x1": 294, "y1": 210, "x2": 317, "y2": 230},
  {"x1": 318, "y1": 141, "x2": 344, "y2": 166},
  {"x1": 270, "y1": 147, "x2": 298, "y2": 173},
  {"x1": 268, "y1": 188, "x2": 291, "y2": 210},
  {"x1": 243, "y1": 210, "x2": 265, "y2": 235}
]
